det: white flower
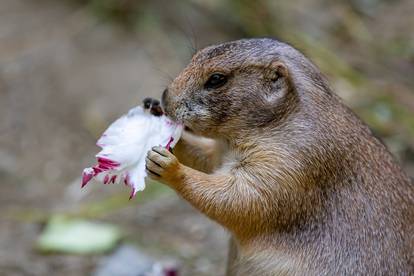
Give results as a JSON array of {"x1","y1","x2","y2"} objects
[{"x1": 82, "y1": 106, "x2": 183, "y2": 199}]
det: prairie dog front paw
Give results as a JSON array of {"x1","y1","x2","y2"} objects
[
  {"x1": 142, "y1": 97, "x2": 163, "y2": 116},
  {"x1": 146, "y1": 146, "x2": 183, "y2": 185}
]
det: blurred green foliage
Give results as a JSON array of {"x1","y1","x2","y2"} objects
[{"x1": 69, "y1": 0, "x2": 414, "y2": 162}]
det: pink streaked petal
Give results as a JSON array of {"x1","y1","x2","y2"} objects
[
  {"x1": 97, "y1": 157, "x2": 120, "y2": 167},
  {"x1": 93, "y1": 166, "x2": 105, "y2": 176},
  {"x1": 165, "y1": 137, "x2": 174, "y2": 150},
  {"x1": 129, "y1": 187, "x2": 136, "y2": 200},
  {"x1": 81, "y1": 168, "x2": 94, "y2": 188},
  {"x1": 97, "y1": 163, "x2": 114, "y2": 170},
  {"x1": 124, "y1": 173, "x2": 130, "y2": 186},
  {"x1": 81, "y1": 106, "x2": 184, "y2": 199}
]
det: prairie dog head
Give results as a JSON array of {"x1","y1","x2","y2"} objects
[{"x1": 162, "y1": 38, "x2": 320, "y2": 138}]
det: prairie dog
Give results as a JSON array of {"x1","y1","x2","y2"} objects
[{"x1": 145, "y1": 38, "x2": 414, "y2": 275}]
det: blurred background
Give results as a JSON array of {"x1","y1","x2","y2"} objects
[{"x1": 0, "y1": 0, "x2": 413, "y2": 275}]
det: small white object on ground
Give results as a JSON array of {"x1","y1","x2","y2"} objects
[
  {"x1": 36, "y1": 216, "x2": 122, "y2": 254},
  {"x1": 81, "y1": 106, "x2": 183, "y2": 199}
]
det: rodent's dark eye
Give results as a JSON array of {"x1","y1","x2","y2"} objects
[{"x1": 204, "y1": 73, "x2": 227, "y2": 90}]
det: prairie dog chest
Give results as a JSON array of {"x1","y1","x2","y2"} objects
[
  {"x1": 214, "y1": 149, "x2": 245, "y2": 174},
  {"x1": 234, "y1": 247, "x2": 307, "y2": 276}
]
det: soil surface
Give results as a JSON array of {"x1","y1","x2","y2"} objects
[
  {"x1": 0, "y1": 1, "x2": 227, "y2": 275},
  {"x1": 1, "y1": 0, "x2": 413, "y2": 275}
]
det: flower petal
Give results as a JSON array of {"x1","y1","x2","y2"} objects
[
  {"x1": 81, "y1": 168, "x2": 94, "y2": 188},
  {"x1": 81, "y1": 105, "x2": 182, "y2": 199},
  {"x1": 129, "y1": 187, "x2": 136, "y2": 200}
]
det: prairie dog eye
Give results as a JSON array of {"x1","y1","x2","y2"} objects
[{"x1": 204, "y1": 73, "x2": 228, "y2": 90}]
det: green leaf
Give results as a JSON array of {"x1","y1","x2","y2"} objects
[{"x1": 36, "y1": 216, "x2": 122, "y2": 254}]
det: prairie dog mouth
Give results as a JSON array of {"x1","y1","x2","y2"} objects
[
  {"x1": 184, "y1": 125, "x2": 193, "y2": 132},
  {"x1": 145, "y1": 97, "x2": 196, "y2": 132}
]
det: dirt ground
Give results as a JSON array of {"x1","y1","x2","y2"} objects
[
  {"x1": 0, "y1": 1, "x2": 227, "y2": 275},
  {"x1": 0, "y1": 0, "x2": 413, "y2": 275}
]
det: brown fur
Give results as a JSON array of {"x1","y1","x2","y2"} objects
[{"x1": 146, "y1": 38, "x2": 414, "y2": 275}]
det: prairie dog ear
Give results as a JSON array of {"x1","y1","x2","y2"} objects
[
  {"x1": 265, "y1": 61, "x2": 289, "y2": 82},
  {"x1": 262, "y1": 61, "x2": 294, "y2": 104}
]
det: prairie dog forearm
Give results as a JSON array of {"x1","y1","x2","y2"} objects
[
  {"x1": 173, "y1": 131, "x2": 222, "y2": 173},
  {"x1": 170, "y1": 165, "x2": 272, "y2": 238}
]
